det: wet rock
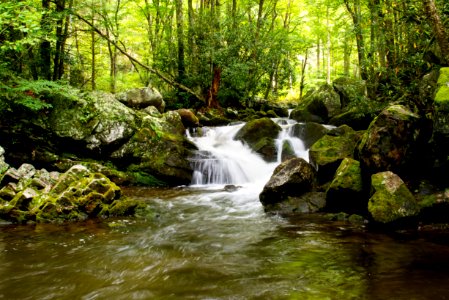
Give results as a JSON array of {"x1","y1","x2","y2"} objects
[
  {"x1": 281, "y1": 140, "x2": 296, "y2": 162},
  {"x1": 357, "y1": 104, "x2": 421, "y2": 177},
  {"x1": 0, "y1": 146, "x2": 9, "y2": 175},
  {"x1": 290, "y1": 122, "x2": 330, "y2": 149},
  {"x1": 259, "y1": 157, "x2": 316, "y2": 206},
  {"x1": 177, "y1": 108, "x2": 199, "y2": 128},
  {"x1": 309, "y1": 125, "x2": 361, "y2": 184},
  {"x1": 264, "y1": 192, "x2": 326, "y2": 215},
  {"x1": 326, "y1": 158, "x2": 366, "y2": 214},
  {"x1": 234, "y1": 118, "x2": 282, "y2": 162},
  {"x1": 368, "y1": 171, "x2": 419, "y2": 224}
]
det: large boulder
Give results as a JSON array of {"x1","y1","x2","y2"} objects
[
  {"x1": 309, "y1": 125, "x2": 361, "y2": 183},
  {"x1": 234, "y1": 118, "x2": 282, "y2": 162},
  {"x1": 117, "y1": 87, "x2": 165, "y2": 112},
  {"x1": 40, "y1": 91, "x2": 138, "y2": 152},
  {"x1": 332, "y1": 77, "x2": 367, "y2": 109},
  {"x1": 177, "y1": 109, "x2": 199, "y2": 128},
  {"x1": 290, "y1": 84, "x2": 341, "y2": 123},
  {"x1": 259, "y1": 158, "x2": 316, "y2": 206},
  {"x1": 111, "y1": 111, "x2": 195, "y2": 185},
  {"x1": 357, "y1": 104, "x2": 421, "y2": 177},
  {"x1": 368, "y1": 171, "x2": 419, "y2": 224},
  {"x1": 1, "y1": 87, "x2": 194, "y2": 186},
  {"x1": 326, "y1": 158, "x2": 365, "y2": 214}
]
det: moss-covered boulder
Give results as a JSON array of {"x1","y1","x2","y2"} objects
[
  {"x1": 116, "y1": 87, "x2": 165, "y2": 112},
  {"x1": 234, "y1": 118, "x2": 282, "y2": 162},
  {"x1": 326, "y1": 158, "x2": 365, "y2": 214},
  {"x1": 177, "y1": 108, "x2": 199, "y2": 128},
  {"x1": 280, "y1": 140, "x2": 296, "y2": 161},
  {"x1": 111, "y1": 111, "x2": 195, "y2": 185},
  {"x1": 0, "y1": 164, "x2": 148, "y2": 224},
  {"x1": 357, "y1": 104, "x2": 421, "y2": 177},
  {"x1": 368, "y1": 171, "x2": 419, "y2": 224},
  {"x1": 259, "y1": 157, "x2": 316, "y2": 206},
  {"x1": 309, "y1": 125, "x2": 360, "y2": 183},
  {"x1": 417, "y1": 188, "x2": 449, "y2": 224},
  {"x1": 1, "y1": 85, "x2": 196, "y2": 186},
  {"x1": 332, "y1": 77, "x2": 367, "y2": 109},
  {"x1": 290, "y1": 84, "x2": 341, "y2": 123},
  {"x1": 44, "y1": 91, "x2": 138, "y2": 152},
  {"x1": 290, "y1": 122, "x2": 330, "y2": 149}
]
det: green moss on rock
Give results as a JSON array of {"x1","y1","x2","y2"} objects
[{"x1": 368, "y1": 171, "x2": 419, "y2": 224}]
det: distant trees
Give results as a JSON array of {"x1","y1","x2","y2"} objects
[{"x1": 0, "y1": 0, "x2": 447, "y2": 107}]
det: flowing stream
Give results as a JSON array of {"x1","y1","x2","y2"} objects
[{"x1": 1, "y1": 120, "x2": 449, "y2": 299}]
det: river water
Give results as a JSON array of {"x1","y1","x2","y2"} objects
[{"x1": 1, "y1": 122, "x2": 449, "y2": 299}]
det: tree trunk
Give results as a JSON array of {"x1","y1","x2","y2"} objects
[
  {"x1": 344, "y1": 0, "x2": 368, "y2": 80},
  {"x1": 207, "y1": 65, "x2": 221, "y2": 108},
  {"x1": 40, "y1": 0, "x2": 52, "y2": 80},
  {"x1": 175, "y1": 0, "x2": 185, "y2": 83},
  {"x1": 423, "y1": 0, "x2": 449, "y2": 64}
]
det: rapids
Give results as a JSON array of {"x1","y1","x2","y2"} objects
[{"x1": 1, "y1": 119, "x2": 449, "y2": 299}]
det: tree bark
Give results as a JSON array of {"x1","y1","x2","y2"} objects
[{"x1": 423, "y1": 0, "x2": 449, "y2": 64}]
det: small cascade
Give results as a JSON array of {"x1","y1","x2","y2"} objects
[
  {"x1": 188, "y1": 124, "x2": 274, "y2": 186},
  {"x1": 188, "y1": 117, "x2": 310, "y2": 187},
  {"x1": 274, "y1": 118, "x2": 309, "y2": 162}
]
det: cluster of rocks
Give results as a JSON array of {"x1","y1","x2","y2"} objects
[
  {"x1": 0, "y1": 148, "x2": 148, "y2": 224},
  {"x1": 257, "y1": 69, "x2": 449, "y2": 227}
]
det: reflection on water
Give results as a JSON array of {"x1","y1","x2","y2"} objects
[{"x1": 1, "y1": 187, "x2": 449, "y2": 299}]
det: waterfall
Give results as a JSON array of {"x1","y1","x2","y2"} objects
[{"x1": 188, "y1": 117, "x2": 309, "y2": 187}]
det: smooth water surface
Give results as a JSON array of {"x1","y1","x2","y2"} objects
[{"x1": 1, "y1": 186, "x2": 449, "y2": 299}]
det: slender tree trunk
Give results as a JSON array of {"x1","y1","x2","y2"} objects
[
  {"x1": 53, "y1": 0, "x2": 65, "y2": 81},
  {"x1": 344, "y1": 0, "x2": 368, "y2": 80},
  {"x1": 300, "y1": 50, "x2": 308, "y2": 100},
  {"x1": 40, "y1": 0, "x2": 52, "y2": 80},
  {"x1": 91, "y1": 1, "x2": 96, "y2": 90},
  {"x1": 175, "y1": 0, "x2": 185, "y2": 84},
  {"x1": 423, "y1": 0, "x2": 449, "y2": 64}
]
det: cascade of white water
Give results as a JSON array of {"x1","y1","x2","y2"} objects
[{"x1": 188, "y1": 118, "x2": 309, "y2": 187}]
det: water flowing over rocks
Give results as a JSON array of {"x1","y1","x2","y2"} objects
[{"x1": 234, "y1": 117, "x2": 282, "y2": 162}]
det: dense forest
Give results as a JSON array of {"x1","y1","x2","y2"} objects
[{"x1": 1, "y1": 0, "x2": 448, "y2": 109}]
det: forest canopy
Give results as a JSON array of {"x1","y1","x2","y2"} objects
[{"x1": 1, "y1": 0, "x2": 448, "y2": 108}]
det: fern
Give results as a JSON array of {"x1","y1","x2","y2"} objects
[{"x1": 0, "y1": 79, "x2": 79, "y2": 113}]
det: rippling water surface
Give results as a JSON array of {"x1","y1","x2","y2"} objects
[{"x1": 1, "y1": 186, "x2": 449, "y2": 299}]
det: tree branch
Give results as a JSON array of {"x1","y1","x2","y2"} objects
[{"x1": 73, "y1": 11, "x2": 205, "y2": 103}]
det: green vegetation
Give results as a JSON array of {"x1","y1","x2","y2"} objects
[{"x1": 0, "y1": 0, "x2": 447, "y2": 108}]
